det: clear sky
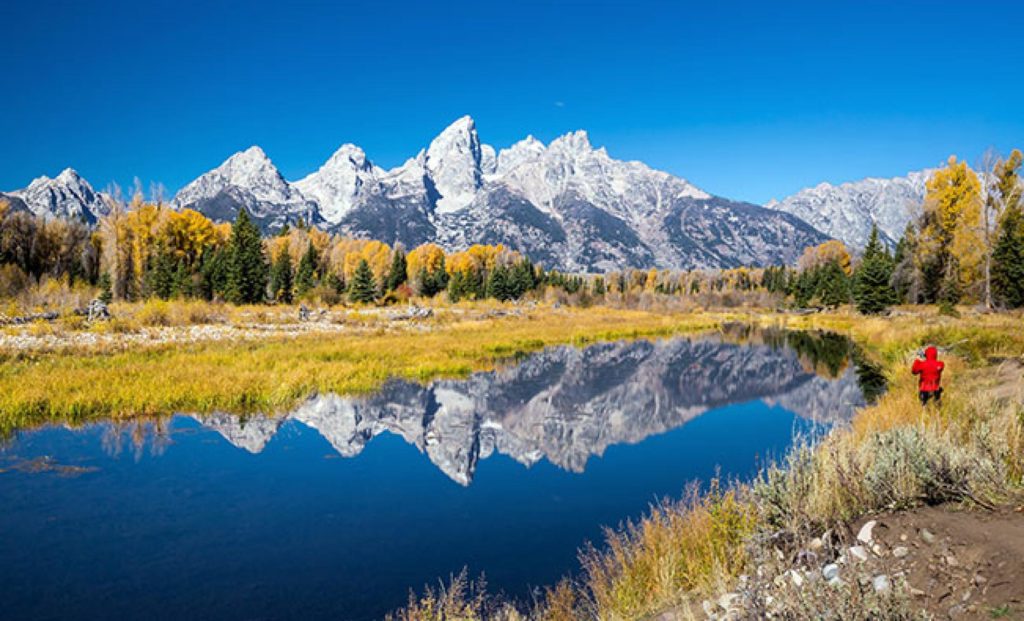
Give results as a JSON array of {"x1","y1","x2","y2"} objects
[{"x1": 3, "y1": 0, "x2": 1023, "y2": 204}]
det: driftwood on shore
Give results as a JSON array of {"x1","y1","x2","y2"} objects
[
  {"x1": 0, "y1": 299, "x2": 110, "y2": 326},
  {"x1": 387, "y1": 305, "x2": 434, "y2": 321},
  {"x1": 0, "y1": 311, "x2": 60, "y2": 326}
]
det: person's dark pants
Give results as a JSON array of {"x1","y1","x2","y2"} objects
[{"x1": 919, "y1": 388, "x2": 942, "y2": 406}]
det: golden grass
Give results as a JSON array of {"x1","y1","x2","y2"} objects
[
  {"x1": 386, "y1": 306, "x2": 1024, "y2": 620},
  {"x1": 580, "y1": 483, "x2": 755, "y2": 619},
  {"x1": 0, "y1": 305, "x2": 727, "y2": 434},
  {"x1": 554, "y1": 308, "x2": 1024, "y2": 620}
]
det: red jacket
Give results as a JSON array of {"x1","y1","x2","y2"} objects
[{"x1": 912, "y1": 346, "x2": 944, "y2": 392}]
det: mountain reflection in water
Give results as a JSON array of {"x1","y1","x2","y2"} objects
[
  {"x1": 190, "y1": 328, "x2": 879, "y2": 485},
  {"x1": 0, "y1": 328, "x2": 884, "y2": 621}
]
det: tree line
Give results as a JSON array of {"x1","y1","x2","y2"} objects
[
  {"x1": 1, "y1": 148, "x2": 1021, "y2": 312},
  {"x1": 768, "y1": 150, "x2": 1024, "y2": 314}
]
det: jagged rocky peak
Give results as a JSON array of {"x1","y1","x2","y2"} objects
[
  {"x1": 294, "y1": 143, "x2": 381, "y2": 225},
  {"x1": 425, "y1": 115, "x2": 486, "y2": 214},
  {"x1": 10, "y1": 166, "x2": 110, "y2": 223},
  {"x1": 495, "y1": 135, "x2": 546, "y2": 174},
  {"x1": 173, "y1": 145, "x2": 318, "y2": 231},
  {"x1": 548, "y1": 129, "x2": 593, "y2": 154},
  {"x1": 209, "y1": 146, "x2": 285, "y2": 188},
  {"x1": 766, "y1": 169, "x2": 933, "y2": 250}
]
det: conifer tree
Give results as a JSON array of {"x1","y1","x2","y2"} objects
[
  {"x1": 200, "y1": 246, "x2": 230, "y2": 301},
  {"x1": 818, "y1": 259, "x2": 850, "y2": 308},
  {"x1": 939, "y1": 256, "x2": 962, "y2": 307},
  {"x1": 992, "y1": 201, "x2": 1024, "y2": 308},
  {"x1": 97, "y1": 272, "x2": 113, "y2": 304},
  {"x1": 225, "y1": 209, "x2": 269, "y2": 304},
  {"x1": 853, "y1": 224, "x2": 897, "y2": 314},
  {"x1": 486, "y1": 265, "x2": 512, "y2": 300},
  {"x1": 294, "y1": 242, "x2": 318, "y2": 297},
  {"x1": 386, "y1": 246, "x2": 408, "y2": 291},
  {"x1": 269, "y1": 248, "x2": 294, "y2": 303},
  {"x1": 991, "y1": 150, "x2": 1024, "y2": 308},
  {"x1": 147, "y1": 243, "x2": 177, "y2": 300},
  {"x1": 172, "y1": 259, "x2": 191, "y2": 298},
  {"x1": 348, "y1": 258, "x2": 378, "y2": 304}
]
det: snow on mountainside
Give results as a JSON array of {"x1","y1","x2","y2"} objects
[
  {"x1": 279, "y1": 116, "x2": 827, "y2": 270},
  {"x1": 766, "y1": 170, "x2": 932, "y2": 250},
  {"x1": 293, "y1": 144, "x2": 384, "y2": 225},
  {"x1": 173, "y1": 146, "x2": 319, "y2": 231},
  {"x1": 7, "y1": 168, "x2": 111, "y2": 223},
  {"x1": 6, "y1": 117, "x2": 833, "y2": 271}
]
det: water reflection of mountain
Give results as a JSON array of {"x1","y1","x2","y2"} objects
[{"x1": 197, "y1": 335, "x2": 870, "y2": 485}]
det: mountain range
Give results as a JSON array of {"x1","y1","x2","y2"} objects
[{"x1": 2, "y1": 116, "x2": 936, "y2": 269}]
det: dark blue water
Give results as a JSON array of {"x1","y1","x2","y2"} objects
[{"x1": 0, "y1": 332, "x2": 875, "y2": 621}]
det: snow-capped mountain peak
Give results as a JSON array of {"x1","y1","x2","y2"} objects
[
  {"x1": 425, "y1": 115, "x2": 486, "y2": 214},
  {"x1": 767, "y1": 169, "x2": 934, "y2": 249},
  {"x1": 496, "y1": 136, "x2": 546, "y2": 175},
  {"x1": 293, "y1": 144, "x2": 383, "y2": 225},
  {"x1": 173, "y1": 146, "x2": 317, "y2": 231},
  {"x1": 10, "y1": 167, "x2": 110, "y2": 223}
]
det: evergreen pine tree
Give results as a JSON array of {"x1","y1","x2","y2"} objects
[
  {"x1": 593, "y1": 276, "x2": 606, "y2": 296},
  {"x1": 326, "y1": 271, "x2": 345, "y2": 295},
  {"x1": 269, "y1": 249, "x2": 294, "y2": 303},
  {"x1": 348, "y1": 259, "x2": 378, "y2": 304},
  {"x1": 817, "y1": 260, "x2": 850, "y2": 308},
  {"x1": 225, "y1": 209, "x2": 269, "y2": 304},
  {"x1": 418, "y1": 257, "x2": 448, "y2": 297},
  {"x1": 386, "y1": 247, "x2": 408, "y2": 291},
  {"x1": 853, "y1": 224, "x2": 897, "y2": 314},
  {"x1": 938, "y1": 255, "x2": 962, "y2": 307},
  {"x1": 200, "y1": 247, "x2": 230, "y2": 301},
  {"x1": 294, "y1": 242, "x2": 318, "y2": 297},
  {"x1": 992, "y1": 204, "x2": 1024, "y2": 308},
  {"x1": 172, "y1": 259, "x2": 191, "y2": 298},
  {"x1": 486, "y1": 265, "x2": 512, "y2": 300},
  {"x1": 147, "y1": 244, "x2": 177, "y2": 300},
  {"x1": 794, "y1": 269, "x2": 817, "y2": 307},
  {"x1": 97, "y1": 272, "x2": 113, "y2": 304}
]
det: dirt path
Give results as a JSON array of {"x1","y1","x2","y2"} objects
[{"x1": 849, "y1": 505, "x2": 1024, "y2": 620}]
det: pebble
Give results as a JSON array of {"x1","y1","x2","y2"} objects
[
  {"x1": 717, "y1": 592, "x2": 738, "y2": 610},
  {"x1": 893, "y1": 546, "x2": 910, "y2": 558},
  {"x1": 808, "y1": 537, "x2": 823, "y2": 551},
  {"x1": 872, "y1": 574, "x2": 891, "y2": 593},
  {"x1": 946, "y1": 554, "x2": 960, "y2": 567},
  {"x1": 920, "y1": 528, "x2": 936, "y2": 544},
  {"x1": 822, "y1": 563, "x2": 840, "y2": 581},
  {"x1": 848, "y1": 545, "x2": 869, "y2": 562},
  {"x1": 788, "y1": 569, "x2": 804, "y2": 588},
  {"x1": 857, "y1": 520, "x2": 877, "y2": 544}
]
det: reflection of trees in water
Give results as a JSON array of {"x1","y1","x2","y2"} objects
[
  {"x1": 851, "y1": 350, "x2": 887, "y2": 405},
  {"x1": 720, "y1": 324, "x2": 886, "y2": 404},
  {"x1": 101, "y1": 418, "x2": 173, "y2": 460}
]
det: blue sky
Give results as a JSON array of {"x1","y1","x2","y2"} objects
[{"x1": 3, "y1": 0, "x2": 1023, "y2": 204}]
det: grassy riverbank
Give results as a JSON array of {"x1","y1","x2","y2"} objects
[
  {"x1": 390, "y1": 310, "x2": 1024, "y2": 620},
  {"x1": 0, "y1": 304, "x2": 731, "y2": 435}
]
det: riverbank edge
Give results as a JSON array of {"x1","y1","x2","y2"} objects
[{"x1": 390, "y1": 310, "x2": 1024, "y2": 620}]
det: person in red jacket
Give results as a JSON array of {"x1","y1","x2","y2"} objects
[{"x1": 912, "y1": 345, "x2": 944, "y2": 406}]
